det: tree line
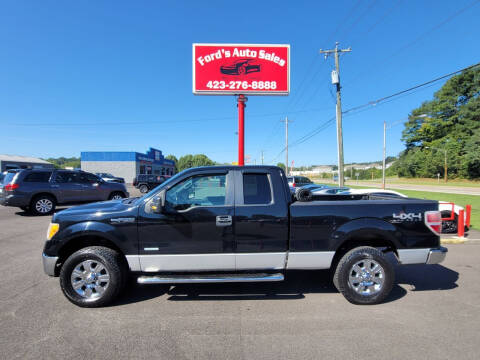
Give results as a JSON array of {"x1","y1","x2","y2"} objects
[{"x1": 392, "y1": 67, "x2": 480, "y2": 179}]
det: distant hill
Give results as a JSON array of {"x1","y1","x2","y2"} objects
[{"x1": 44, "y1": 157, "x2": 80, "y2": 169}]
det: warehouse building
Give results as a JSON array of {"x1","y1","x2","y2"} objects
[
  {"x1": 81, "y1": 147, "x2": 175, "y2": 183},
  {"x1": 0, "y1": 154, "x2": 54, "y2": 172}
]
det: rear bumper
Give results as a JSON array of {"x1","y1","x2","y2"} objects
[
  {"x1": 397, "y1": 246, "x2": 448, "y2": 265},
  {"x1": 426, "y1": 246, "x2": 448, "y2": 264},
  {"x1": 42, "y1": 253, "x2": 59, "y2": 276},
  {"x1": 0, "y1": 194, "x2": 30, "y2": 207}
]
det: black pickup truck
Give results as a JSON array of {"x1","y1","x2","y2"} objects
[{"x1": 42, "y1": 166, "x2": 447, "y2": 307}]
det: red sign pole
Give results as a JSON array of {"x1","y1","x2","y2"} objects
[{"x1": 237, "y1": 95, "x2": 247, "y2": 166}]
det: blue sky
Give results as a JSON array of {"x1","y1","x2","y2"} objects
[{"x1": 1, "y1": 0, "x2": 479, "y2": 166}]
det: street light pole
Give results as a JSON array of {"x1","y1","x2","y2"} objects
[{"x1": 444, "y1": 148, "x2": 448, "y2": 183}]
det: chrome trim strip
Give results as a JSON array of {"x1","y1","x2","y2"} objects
[
  {"x1": 397, "y1": 249, "x2": 431, "y2": 264},
  {"x1": 137, "y1": 273, "x2": 284, "y2": 284},
  {"x1": 110, "y1": 217, "x2": 135, "y2": 224},
  {"x1": 426, "y1": 247, "x2": 448, "y2": 264},
  {"x1": 286, "y1": 251, "x2": 335, "y2": 269},
  {"x1": 42, "y1": 253, "x2": 58, "y2": 276},
  {"x1": 138, "y1": 253, "x2": 236, "y2": 272},
  {"x1": 235, "y1": 252, "x2": 286, "y2": 270},
  {"x1": 144, "y1": 247, "x2": 159, "y2": 251}
]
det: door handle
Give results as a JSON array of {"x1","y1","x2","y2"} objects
[{"x1": 216, "y1": 215, "x2": 232, "y2": 227}]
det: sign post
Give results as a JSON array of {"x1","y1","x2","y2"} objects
[
  {"x1": 237, "y1": 95, "x2": 247, "y2": 166},
  {"x1": 193, "y1": 43, "x2": 290, "y2": 164}
]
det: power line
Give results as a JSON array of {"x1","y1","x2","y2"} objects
[
  {"x1": 346, "y1": 0, "x2": 480, "y2": 85},
  {"x1": 268, "y1": 61, "x2": 480, "y2": 162},
  {"x1": 4, "y1": 107, "x2": 332, "y2": 127},
  {"x1": 343, "y1": 62, "x2": 480, "y2": 116}
]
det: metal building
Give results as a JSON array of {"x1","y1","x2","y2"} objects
[
  {"x1": 81, "y1": 147, "x2": 175, "y2": 183},
  {"x1": 0, "y1": 154, "x2": 54, "y2": 172}
]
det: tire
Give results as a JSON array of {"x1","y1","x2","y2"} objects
[
  {"x1": 139, "y1": 184, "x2": 149, "y2": 194},
  {"x1": 59, "y1": 246, "x2": 127, "y2": 308},
  {"x1": 30, "y1": 194, "x2": 56, "y2": 216},
  {"x1": 109, "y1": 191, "x2": 125, "y2": 200},
  {"x1": 333, "y1": 246, "x2": 394, "y2": 305}
]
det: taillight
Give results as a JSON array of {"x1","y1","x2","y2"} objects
[
  {"x1": 425, "y1": 211, "x2": 442, "y2": 235},
  {"x1": 4, "y1": 183, "x2": 19, "y2": 191},
  {"x1": 292, "y1": 183, "x2": 296, "y2": 187}
]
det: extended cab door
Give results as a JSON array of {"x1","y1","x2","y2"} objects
[
  {"x1": 233, "y1": 169, "x2": 289, "y2": 270},
  {"x1": 137, "y1": 170, "x2": 235, "y2": 272}
]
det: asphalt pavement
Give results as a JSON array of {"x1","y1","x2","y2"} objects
[{"x1": 1, "y1": 205, "x2": 479, "y2": 360}]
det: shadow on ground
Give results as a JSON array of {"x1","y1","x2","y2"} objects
[{"x1": 113, "y1": 264, "x2": 458, "y2": 306}]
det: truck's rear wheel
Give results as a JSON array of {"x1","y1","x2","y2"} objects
[
  {"x1": 59, "y1": 246, "x2": 126, "y2": 307},
  {"x1": 139, "y1": 184, "x2": 149, "y2": 193},
  {"x1": 333, "y1": 246, "x2": 394, "y2": 305}
]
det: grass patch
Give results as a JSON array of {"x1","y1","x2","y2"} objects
[
  {"x1": 386, "y1": 189, "x2": 478, "y2": 230},
  {"x1": 314, "y1": 182, "x2": 478, "y2": 229}
]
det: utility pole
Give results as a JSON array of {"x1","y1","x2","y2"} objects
[
  {"x1": 281, "y1": 117, "x2": 292, "y2": 175},
  {"x1": 382, "y1": 120, "x2": 386, "y2": 189},
  {"x1": 261, "y1": 150, "x2": 264, "y2": 165},
  {"x1": 320, "y1": 42, "x2": 351, "y2": 187}
]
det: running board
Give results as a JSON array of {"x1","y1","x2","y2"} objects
[{"x1": 137, "y1": 273, "x2": 284, "y2": 284}]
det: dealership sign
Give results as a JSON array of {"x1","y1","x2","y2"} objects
[{"x1": 193, "y1": 43, "x2": 290, "y2": 95}]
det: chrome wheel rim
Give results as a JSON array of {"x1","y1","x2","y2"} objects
[
  {"x1": 348, "y1": 259, "x2": 385, "y2": 296},
  {"x1": 71, "y1": 260, "x2": 110, "y2": 300},
  {"x1": 112, "y1": 194, "x2": 123, "y2": 200},
  {"x1": 140, "y1": 186, "x2": 148, "y2": 193},
  {"x1": 35, "y1": 198, "x2": 53, "y2": 213}
]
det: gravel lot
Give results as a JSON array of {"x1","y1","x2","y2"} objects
[{"x1": 1, "y1": 204, "x2": 479, "y2": 360}]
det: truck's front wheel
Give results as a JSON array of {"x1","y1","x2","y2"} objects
[
  {"x1": 333, "y1": 246, "x2": 394, "y2": 305},
  {"x1": 59, "y1": 246, "x2": 126, "y2": 307}
]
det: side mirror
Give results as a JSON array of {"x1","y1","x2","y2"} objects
[{"x1": 150, "y1": 190, "x2": 165, "y2": 214}]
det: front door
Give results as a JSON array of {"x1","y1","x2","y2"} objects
[{"x1": 137, "y1": 171, "x2": 235, "y2": 272}]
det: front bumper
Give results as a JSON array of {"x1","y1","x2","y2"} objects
[
  {"x1": 426, "y1": 246, "x2": 448, "y2": 264},
  {"x1": 42, "y1": 253, "x2": 59, "y2": 276}
]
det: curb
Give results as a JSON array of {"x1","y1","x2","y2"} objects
[{"x1": 441, "y1": 237, "x2": 467, "y2": 244}]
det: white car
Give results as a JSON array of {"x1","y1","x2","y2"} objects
[{"x1": 342, "y1": 188, "x2": 468, "y2": 233}]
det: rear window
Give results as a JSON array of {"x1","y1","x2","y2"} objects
[
  {"x1": 3, "y1": 172, "x2": 17, "y2": 184},
  {"x1": 243, "y1": 174, "x2": 272, "y2": 205},
  {"x1": 23, "y1": 172, "x2": 52, "y2": 183}
]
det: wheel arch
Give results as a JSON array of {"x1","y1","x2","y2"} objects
[
  {"x1": 31, "y1": 192, "x2": 58, "y2": 204},
  {"x1": 331, "y1": 218, "x2": 400, "y2": 269},
  {"x1": 55, "y1": 235, "x2": 128, "y2": 276}
]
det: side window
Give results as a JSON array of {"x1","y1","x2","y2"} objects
[
  {"x1": 243, "y1": 173, "x2": 272, "y2": 205},
  {"x1": 54, "y1": 172, "x2": 77, "y2": 183},
  {"x1": 165, "y1": 174, "x2": 226, "y2": 211},
  {"x1": 78, "y1": 173, "x2": 100, "y2": 184},
  {"x1": 23, "y1": 172, "x2": 52, "y2": 183}
]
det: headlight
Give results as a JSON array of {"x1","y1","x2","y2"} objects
[{"x1": 47, "y1": 223, "x2": 60, "y2": 240}]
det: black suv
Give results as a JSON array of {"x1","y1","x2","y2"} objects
[
  {"x1": 0, "y1": 169, "x2": 129, "y2": 215},
  {"x1": 133, "y1": 174, "x2": 170, "y2": 194}
]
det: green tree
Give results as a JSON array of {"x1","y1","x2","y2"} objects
[
  {"x1": 166, "y1": 154, "x2": 178, "y2": 172},
  {"x1": 177, "y1": 154, "x2": 216, "y2": 172},
  {"x1": 397, "y1": 67, "x2": 480, "y2": 179},
  {"x1": 276, "y1": 162, "x2": 286, "y2": 171}
]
